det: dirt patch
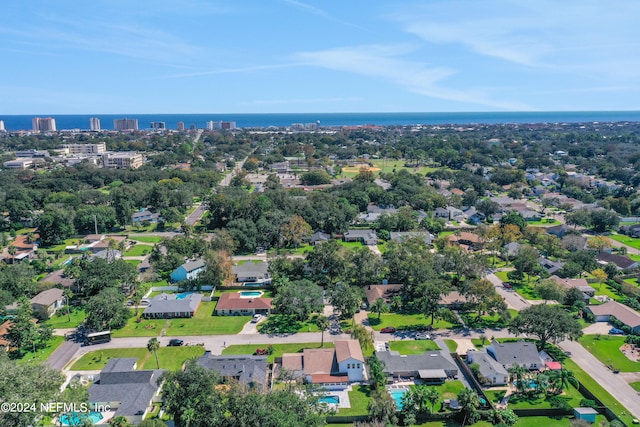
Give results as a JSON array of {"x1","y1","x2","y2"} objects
[
  {"x1": 621, "y1": 343, "x2": 640, "y2": 362},
  {"x1": 342, "y1": 166, "x2": 381, "y2": 173}
]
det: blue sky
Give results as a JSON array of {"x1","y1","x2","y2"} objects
[{"x1": 2, "y1": 0, "x2": 640, "y2": 114}]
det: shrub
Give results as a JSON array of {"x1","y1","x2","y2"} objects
[{"x1": 579, "y1": 398, "x2": 597, "y2": 408}]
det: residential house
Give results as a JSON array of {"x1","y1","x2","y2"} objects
[
  {"x1": 549, "y1": 275, "x2": 595, "y2": 300},
  {"x1": 446, "y1": 232, "x2": 483, "y2": 251},
  {"x1": 463, "y1": 207, "x2": 485, "y2": 225},
  {"x1": 88, "y1": 358, "x2": 163, "y2": 425},
  {"x1": 30, "y1": 288, "x2": 64, "y2": 319},
  {"x1": 232, "y1": 261, "x2": 270, "y2": 284},
  {"x1": 435, "y1": 206, "x2": 464, "y2": 221},
  {"x1": 439, "y1": 291, "x2": 468, "y2": 310},
  {"x1": 466, "y1": 350, "x2": 509, "y2": 386},
  {"x1": 389, "y1": 231, "x2": 433, "y2": 245},
  {"x1": 538, "y1": 257, "x2": 565, "y2": 275},
  {"x1": 142, "y1": 293, "x2": 203, "y2": 319},
  {"x1": 364, "y1": 284, "x2": 403, "y2": 307},
  {"x1": 38, "y1": 269, "x2": 77, "y2": 292},
  {"x1": 308, "y1": 231, "x2": 331, "y2": 245},
  {"x1": 280, "y1": 339, "x2": 365, "y2": 388},
  {"x1": 196, "y1": 353, "x2": 268, "y2": 390},
  {"x1": 343, "y1": 229, "x2": 378, "y2": 246},
  {"x1": 375, "y1": 350, "x2": 458, "y2": 384},
  {"x1": 358, "y1": 205, "x2": 397, "y2": 223},
  {"x1": 0, "y1": 320, "x2": 12, "y2": 351},
  {"x1": 504, "y1": 242, "x2": 522, "y2": 259},
  {"x1": 0, "y1": 234, "x2": 38, "y2": 263},
  {"x1": 486, "y1": 340, "x2": 544, "y2": 370},
  {"x1": 545, "y1": 223, "x2": 567, "y2": 238},
  {"x1": 132, "y1": 210, "x2": 162, "y2": 224},
  {"x1": 596, "y1": 252, "x2": 639, "y2": 271},
  {"x1": 620, "y1": 224, "x2": 640, "y2": 238},
  {"x1": 91, "y1": 249, "x2": 122, "y2": 261},
  {"x1": 587, "y1": 301, "x2": 640, "y2": 334},
  {"x1": 170, "y1": 259, "x2": 206, "y2": 282},
  {"x1": 215, "y1": 293, "x2": 273, "y2": 316}
]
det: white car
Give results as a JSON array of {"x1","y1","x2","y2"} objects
[
  {"x1": 251, "y1": 314, "x2": 263, "y2": 323},
  {"x1": 415, "y1": 332, "x2": 431, "y2": 340}
]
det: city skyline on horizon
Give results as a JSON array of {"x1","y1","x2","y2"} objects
[{"x1": 3, "y1": 1, "x2": 640, "y2": 115}]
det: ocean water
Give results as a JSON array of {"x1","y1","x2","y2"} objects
[{"x1": 2, "y1": 111, "x2": 640, "y2": 131}]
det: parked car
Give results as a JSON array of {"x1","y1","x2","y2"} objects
[
  {"x1": 609, "y1": 328, "x2": 625, "y2": 335},
  {"x1": 415, "y1": 332, "x2": 431, "y2": 340},
  {"x1": 380, "y1": 326, "x2": 396, "y2": 333},
  {"x1": 251, "y1": 314, "x2": 263, "y2": 323},
  {"x1": 503, "y1": 282, "x2": 513, "y2": 289},
  {"x1": 168, "y1": 339, "x2": 184, "y2": 347}
]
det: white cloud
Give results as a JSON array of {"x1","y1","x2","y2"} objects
[
  {"x1": 294, "y1": 44, "x2": 532, "y2": 110},
  {"x1": 280, "y1": 0, "x2": 368, "y2": 31}
]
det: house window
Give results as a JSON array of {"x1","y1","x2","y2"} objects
[
  {"x1": 347, "y1": 363, "x2": 351, "y2": 369},
  {"x1": 357, "y1": 364, "x2": 361, "y2": 369}
]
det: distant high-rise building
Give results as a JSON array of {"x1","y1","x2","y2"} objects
[
  {"x1": 61, "y1": 143, "x2": 106, "y2": 155},
  {"x1": 90, "y1": 117, "x2": 101, "y2": 131},
  {"x1": 150, "y1": 121, "x2": 166, "y2": 130},
  {"x1": 32, "y1": 117, "x2": 57, "y2": 132},
  {"x1": 177, "y1": 121, "x2": 185, "y2": 131},
  {"x1": 113, "y1": 118, "x2": 139, "y2": 131},
  {"x1": 206, "y1": 120, "x2": 236, "y2": 130},
  {"x1": 0, "y1": 120, "x2": 5, "y2": 132}
]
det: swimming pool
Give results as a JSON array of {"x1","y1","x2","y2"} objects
[
  {"x1": 318, "y1": 395, "x2": 340, "y2": 404},
  {"x1": 389, "y1": 388, "x2": 409, "y2": 410},
  {"x1": 59, "y1": 411, "x2": 104, "y2": 426},
  {"x1": 176, "y1": 292, "x2": 194, "y2": 300},
  {"x1": 239, "y1": 291, "x2": 263, "y2": 298}
]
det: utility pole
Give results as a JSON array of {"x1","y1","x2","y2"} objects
[{"x1": 94, "y1": 215, "x2": 98, "y2": 235}]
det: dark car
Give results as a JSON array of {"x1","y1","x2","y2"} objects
[
  {"x1": 503, "y1": 282, "x2": 513, "y2": 289},
  {"x1": 380, "y1": 327, "x2": 396, "y2": 333},
  {"x1": 168, "y1": 339, "x2": 184, "y2": 346}
]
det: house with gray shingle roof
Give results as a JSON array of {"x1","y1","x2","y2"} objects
[
  {"x1": 196, "y1": 353, "x2": 268, "y2": 390},
  {"x1": 142, "y1": 293, "x2": 203, "y2": 319},
  {"x1": 466, "y1": 350, "x2": 509, "y2": 386},
  {"x1": 88, "y1": 358, "x2": 163, "y2": 425},
  {"x1": 170, "y1": 259, "x2": 206, "y2": 282},
  {"x1": 30, "y1": 288, "x2": 64, "y2": 319},
  {"x1": 375, "y1": 350, "x2": 458, "y2": 383},
  {"x1": 232, "y1": 261, "x2": 270, "y2": 284},
  {"x1": 343, "y1": 229, "x2": 378, "y2": 246},
  {"x1": 487, "y1": 340, "x2": 544, "y2": 370}
]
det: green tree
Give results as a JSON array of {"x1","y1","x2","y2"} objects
[
  {"x1": 300, "y1": 169, "x2": 331, "y2": 185},
  {"x1": 500, "y1": 211, "x2": 527, "y2": 232},
  {"x1": 147, "y1": 337, "x2": 160, "y2": 369},
  {"x1": 508, "y1": 363, "x2": 528, "y2": 394},
  {"x1": 367, "y1": 355, "x2": 386, "y2": 390},
  {"x1": 512, "y1": 245, "x2": 540, "y2": 282},
  {"x1": 279, "y1": 215, "x2": 312, "y2": 248},
  {"x1": 368, "y1": 388, "x2": 398, "y2": 426},
  {"x1": 549, "y1": 368, "x2": 578, "y2": 395},
  {"x1": 6, "y1": 298, "x2": 52, "y2": 356},
  {"x1": 63, "y1": 288, "x2": 74, "y2": 322},
  {"x1": 347, "y1": 247, "x2": 381, "y2": 287},
  {"x1": 108, "y1": 415, "x2": 133, "y2": 427},
  {"x1": 35, "y1": 207, "x2": 76, "y2": 246},
  {"x1": 85, "y1": 288, "x2": 130, "y2": 331},
  {"x1": 508, "y1": 304, "x2": 582, "y2": 350},
  {"x1": 535, "y1": 279, "x2": 566, "y2": 304},
  {"x1": 457, "y1": 388, "x2": 481, "y2": 426},
  {"x1": 272, "y1": 279, "x2": 323, "y2": 321},
  {"x1": 328, "y1": 282, "x2": 363, "y2": 319},
  {"x1": 315, "y1": 315, "x2": 330, "y2": 346},
  {"x1": 370, "y1": 298, "x2": 388, "y2": 321}
]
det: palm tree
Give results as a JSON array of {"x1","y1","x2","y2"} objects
[
  {"x1": 425, "y1": 387, "x2": 440, "y2": 414},
  {"x1": 457, "y1": 388, "x2": 480, "y2": 427},
  {"x1": 508, "y1": 363, "x2": 528, "y2": 394},
  {"x1": 390, "y1": 295, "x2": 402, "y2": 313},
  {"x1": 315, "y1": 315, "x2": 330, "y2": 347},
  {"x1": 63, "y1": 288, "x2": 74, "y2": 322},
  {"x1": 549, "y1": 368, "x2": 578, "y2": 394},
  {"x1": 371, "y1": 298, "x2": 389, "y2": 321},
  {"x1": 147, "y1": 337, "x2": 160, "y2": 369}
]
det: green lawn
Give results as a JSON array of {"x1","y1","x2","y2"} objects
[
  {"x1": 579, "y1": 334, "x2": 640, "y2": 372},
  {"x1": 485, "y1": 383, "x2": 584, "y2": 409},
  {"x1": 17, "y1": 335, "x2": 65, "y2": 364},
  {"x1": 608, "y1": 233, "x2": 640, "y2": 250},
  {"x1": 527, "y1": 219, "x2": 561, "y2": 226},
  {"x1": 129, "y1": 236, "x2": 163, "y2": 243},
  {"x1": 45, "y1": 308, "x2": 86, "y2": 329},
  {"x1": 141, "y1": 346, "x2": 206, "y2": 371},
  {"x1": 223, "y1": 342, "x2": 334, "y2": 363},
  {"x1": 494, "y1": 271, "x2": 541, "y2": 300},
  {"x1": 388, "y1": 340, "x2": 440, "y2": 354},
  {"x1": 444, "y1": 339, "x2": 458, "y2": 352},
  {"x1": 461, "y1": 310, "x2": 517, "y2": 329},
  {"x1": 111, "y1": 313, "x2": 167, "y2": 338},
  {"x1": 125, "y1": 259, "x2": 141, "y2": 266},
  {"x1": 164, "y1": 302, "x2": 249, "y2": 335},
  {"x1": 563, "y1": 358, "x2": 634, "y2": 426},
  {"x1": 336, "y1": 384, "x2": 371, "y2": 416},
  {"x1": 595, "y1": 283, "x2": 624, "y2": 301},
  {"x1": 368, "y1": 312, "x2": 459, "y2": 331},
  {"x1": 337, "y1": 240, "x2": 365, "y2": 249},
  {"x1": 257, "y1": 314, "x2": 321, "y2": 334},
  {"x1": 71, "y1": 348, "x2": 149, "y2": 370},
  {"x1": 630, "y1": 381, "x2": 640, "y2": 392},
  {"x1": 124, "y1": 244, "x2": 152, "y2": 256}
]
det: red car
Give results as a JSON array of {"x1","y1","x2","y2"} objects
[
  {"x1": 380, "y1": 327, "x2": 396, "y2": 333},
  {"x1": 503, "y1": 283, "x2": 513, "y2": 289}
]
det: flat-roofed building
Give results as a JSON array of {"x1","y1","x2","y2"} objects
[
  {"x1": 32, "y1": 117, "x2": 56, "y2": 132},
  {"x1": 150, "y1": 121, "x2": 166, "y2": 130},
  {"x1": 61, "y1": 143, "x2": 106, "y2": 155},
  {"x1": 103, "y1": 152, "x2": 143, "y2": 169},
  {"x1": 3, "y1": 158, "x2": 34, "y2": 169},
  {"x1": 114, "y1": 118, "x2": 139, "y2": 131},
  {"x1": 90, "y1": 117, "x2": 101, "y2": 131}
]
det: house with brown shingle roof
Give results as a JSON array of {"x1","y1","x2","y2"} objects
[
  {"x1": 364, "y1": 284, "x2": 403, "y2": 307},
  {"x1": 280, "y1": 339, "x2": 365, "y2": 386},
  {"x1": 596, "y1": 252, "x2": 639, "y2": 271},
  {"x1": 446, "y1": 232, "x2": 483, "y2": 251},
  {"x1": 587, "y1": 301, "x2": 640, "y2": 333},
  {"x1": 215, "y1": 292, "x2": 272, "y2": 316},
  {"x1": 550, "y1": 275, "x2": 595, "y2": 299}
]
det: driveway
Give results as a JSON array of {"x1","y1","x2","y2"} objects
[
  {"x1": 486, "y1": 273, "x2": 531, "y2": 310},
  {"x1": 582, "y1": 322, "x2": 614, "y2": 335}
]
